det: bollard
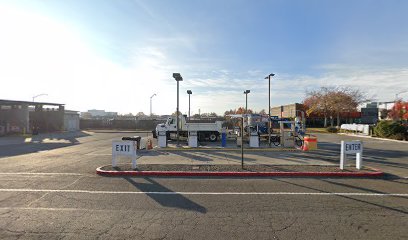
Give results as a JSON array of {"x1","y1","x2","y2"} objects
[{"x1": 221, "y1": 128, "x2": 227, "y2": 147}]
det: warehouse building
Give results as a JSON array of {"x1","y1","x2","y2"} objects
[{"x1": 0, "y1": 99, "x2": 79, "y2": 136}]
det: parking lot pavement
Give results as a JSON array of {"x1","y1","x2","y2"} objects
[
  {"x1": 0, "y1": 131, "x2": 407, "y2": 239},
  {"x1": 0, "y1": 174, "x2": 407, "y2": 239},
  {"x1": 0, "y1": 131, "x2": 407, "y2": 176}
]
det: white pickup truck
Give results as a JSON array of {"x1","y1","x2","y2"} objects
[{"x1": 153, "y1": 115, "x2": 223, "y2": 142}]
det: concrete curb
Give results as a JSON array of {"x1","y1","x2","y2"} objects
[
  {"x1": 338, "y1": 133, "x2": 408, "y2": 144},
  {"x1": 96, "y1": 166, "x2": 384, "y2": 178},
  {"x1": 154, "y1": 147, "x2": 299, "y2": 152}
]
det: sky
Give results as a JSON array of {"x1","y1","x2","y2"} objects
[{"x1": 0, "y1": 0, "x2": 407, "y2": 115}]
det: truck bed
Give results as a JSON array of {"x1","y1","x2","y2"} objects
[{"x1": 184, "y1": 121, "x2": 223, "y2": 132}]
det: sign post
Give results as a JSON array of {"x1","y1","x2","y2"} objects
[
  {"x1": 112, "y1": 141, "x2": 137, "y2": 169},
  {"x1": 340, "y1": 140, "x2": 363, "y2": 170}
]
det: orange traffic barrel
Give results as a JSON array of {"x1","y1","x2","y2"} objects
[{"x1": 303, "y1": 136, "x2": 317, "y2": 151}]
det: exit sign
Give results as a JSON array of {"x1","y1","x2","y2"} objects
[{"x1": 112, "y1": 141, "x2": 137, "y2": 168}]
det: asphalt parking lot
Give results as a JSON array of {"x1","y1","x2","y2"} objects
[{"x1": 0, "y1": 131, "x2": 407, "y2": 239}]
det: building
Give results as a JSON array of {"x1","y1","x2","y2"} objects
[
  {"x1": 86, "y1": 109, "x2": 118, "y2": 118},
  {"x1": 270, "y1": 103, "x2": 361, "y2": 127},
  {"x1": 270, "y1": 103, "x2": 305, "y2": 118},
  {"x1": 360, "y1": 103, "x2": 379, "y2": 124},
  {"x1": 64, "y1": 110, "x2": 80, "y2": 132},
  {"x1": 0, "y1": 99, "x2": 79, "y2": 135}
]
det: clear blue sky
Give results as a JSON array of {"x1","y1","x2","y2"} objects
[{"x1": 1, "y1": 0, "x2": 407, "y2": 115}]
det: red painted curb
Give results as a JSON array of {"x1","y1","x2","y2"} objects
[{"x1": 96, "y1": 167, "x2": 384, "y2": 178}]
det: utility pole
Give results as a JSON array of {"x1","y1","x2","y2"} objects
[{"x1": 150, "y1": 93, "x2": 156, "y2": 116}]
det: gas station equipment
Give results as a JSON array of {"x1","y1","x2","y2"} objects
[
  {"x1": 279, "y1": 121, "x2": 295, "y2": 148},
  {"x1": 188, "y1": 131, "x2": 198, "y2": 147},
  {"x1": 249, "y1": 130, "x2": 259, "y2": 148},
  {"x1": 157, "y1": 131, "x2": 167, "y2": 147}
]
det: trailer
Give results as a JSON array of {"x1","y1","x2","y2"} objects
[{"x1": 153, "y1": 115, "x2": 223, "y2": 142}]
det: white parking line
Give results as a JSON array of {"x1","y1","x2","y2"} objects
[
  {"x1": 0, "y1": 188, "x2": 407, "y2": 196},
  {"x1": 0, "y1": 173, "x2": 84, "y2": 176},
  {"x1": 85, "y1": 153, "x2": 111, "y2": 156}
]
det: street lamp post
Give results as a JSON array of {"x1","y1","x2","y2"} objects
[
  {"x1": 243, "y1": 90, "x2": 250, "y2": 138},
  {"x1": 173, "y1": 73, "x2": 183, "y2": 146},
  {"x1": 187, "y1": 90, "x2": 192, "y2": 121},
  {"x1": 264, "y1": 73, "x2": 275, "y2": 147},
  {"x1": 150, "y1": 93, "x2": 157, "y2": 116},
  {"x1": 32, "y1": 93, "x2": 48, "y2": 102},
  {"x1": 244, "y1": 90, "x2": 250, "y2": 113}
]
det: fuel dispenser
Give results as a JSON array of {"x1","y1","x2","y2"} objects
[
  {"x1": 157, "y1": 131, "x2": 167, "y2": 148},
  {"x1": 280, "y1": 121, "x2": 295, "y2": 148},
  {"x1": 188, "y1": 131, "x2": 198, "y2": 147},
  {"x1": 249, "y1": 129, "x2": 259, "y2": 148}
]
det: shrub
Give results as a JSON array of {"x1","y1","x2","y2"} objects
[
  {"x1": 374, "y1": 121, "x2": 406, "y2": 139},
  {"x1": 326, "y1": 126, "x2": 338, "y2": 133}
]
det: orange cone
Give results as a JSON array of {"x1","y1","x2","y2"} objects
[
  {"x1": 302, "y1": 144, "x2": 309, "y2": 151},
  {"x1": 147, "y1": 139, "x2": 153, "y2": 150}
]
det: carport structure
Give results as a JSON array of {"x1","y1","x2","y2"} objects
[{"x1": 0, "y1": 99, "x2": 65, "y2": 135}]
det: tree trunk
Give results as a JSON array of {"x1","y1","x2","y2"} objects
[
  {"x1": 330, "y1": 116, "x2": 334, "y2": 127},
  {"x1": 337, "y1": 112, "x2": 340, "y2": 127},
  {"x1": 324, "y1": 115, "x2": 327, "y2": 127}
]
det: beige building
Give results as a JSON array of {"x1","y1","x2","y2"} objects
[{"x1": 270, "y1": 103, "x2": 304, "y2": 118}]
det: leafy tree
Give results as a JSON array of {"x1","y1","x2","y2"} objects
[
  {"x1": 328, "y1": 87, "x2": 366, "y2": 126},
  {"x1": 304, "y1": 86, "x2": 367, "y2": 127},
  {"x1": 374, "y1": 120, "x2": 406, "y2": 140},
  {"x1": 259, "y1": 109, "x2": 266, "y2": 115},
  {"x1": 224, "y1": 107, "x2": 253, "y2": 116},
  {"x1": 303, "y1": 87, "x2": 332, "y2": 127},
  {"x1": 224, "y1": 109, "x2": 235, "y2": 117},
  {"x1": 388, "y1": 100, "x2": 408, "y2": 121}
]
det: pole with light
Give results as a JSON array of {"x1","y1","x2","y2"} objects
[
  {"x1": 244, "y1": 90, "x2": 250, "y2": 113},
  {"x1": 187, "y1": 90, "x2": 192, "y2": 121},
  {"x1": 173, "y1": 73, "x2": 183, "y2": 146},
  {"x1": 32, "y1": 93, "x2": 48, "y2": 102},
  {"x1": 265, "y1": 73, "x2": 275, "y2": 147},
  {"x1": 150, "y1": 93, "x2": 157, "y2": 116}
]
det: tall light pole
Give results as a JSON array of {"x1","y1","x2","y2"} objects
[
  {"x1": 187, "y1": 90, "x2": 192, "y2": 121},
  {"x1": 265, "y1": 73, "x2": 275, "y2": 146},
  {"x1": 150, "y1": 93, "x2": 157, "y2": 116},
  {"x1": 32, "y1": 93, "x2": 48, "y2": 102},
  {"x1": 173, "y1": 73, "x2": 183, "y2": 146},
  {"x1": 244, "y1": 90, "x2": 250, "y2": 113}
]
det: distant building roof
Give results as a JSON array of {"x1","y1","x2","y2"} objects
[
  {"x1": 0, "y1": 99, "x2": 64, "y2": 106},
  {"x1": 65, "y1": 110, "x2": 79, "y2": 115}
]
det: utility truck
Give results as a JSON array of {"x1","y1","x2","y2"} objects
[{"x1": 153, "y1": 115, "x2": 223, "y2": 142}]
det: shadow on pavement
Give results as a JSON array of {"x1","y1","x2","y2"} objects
[
  {"x1": 0, "y1": 142, "x2": 76, "y2": 158},
  {"x1": 0, "y1": 131, "x2": 91, "y2": 158},
  {"x1": 124, "y1": 177, "x2": 207, "y2": 214},
  {"x1": 274, "y1": 178, "x2": 408, "y2": 215}
]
